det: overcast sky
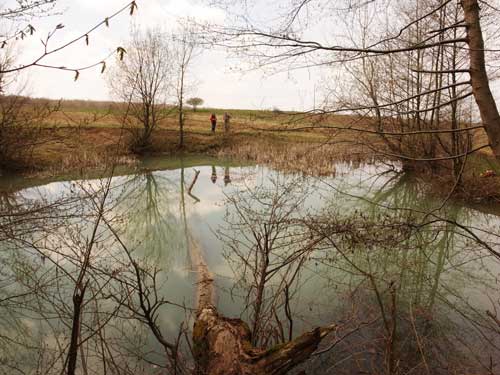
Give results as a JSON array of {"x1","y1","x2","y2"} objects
[
  {"x1": 8, "y1": 0, "x2": 320, "y2": 111},
  {"x1": 5, "y1": 0, "x2": 500, "y2": 111}
]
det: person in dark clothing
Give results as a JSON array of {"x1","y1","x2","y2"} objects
[
  {"x1": 210, "y1": 113, "x2": 217, "y2": 132},
  {"x1": 223, "y1": 112, "x2": 231, "y2": 133}
]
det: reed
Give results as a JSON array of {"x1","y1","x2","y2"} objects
[{"x1": 217, "y1": 138, "x2": 377, "y2": 176}]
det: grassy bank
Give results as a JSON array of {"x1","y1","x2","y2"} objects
[
  {"x1": 21, "y1": 99, "x2": 377, "y2": 176},
  {"x1": 3, "y1": 98, "x2": 500, "y2": 202}
]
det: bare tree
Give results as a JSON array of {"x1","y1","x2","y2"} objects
[
  {"x1": 0, "y1": 0, "x2": 137, "y2": 168},
  {"x1": 171, "y1": 23, "x2": 200, "y2": 148},
  {"x1": 204, "y1": 0, "x2": 500, "y2": 158},
  {"x1": 109, "y1": 28, "x2": 173, "y2": 152},
  {"x1": 326, "y1": 1, "x2": 475, "y2": 177},
  {"x1": 187, "y1": 97, "x2": 203, "y2": 112},
  {"x1": 219, "y1": 176, "x2": 324, "y2": 347},
  {"x1": 0, "y1": 46, "x2": 60, "y2": 171}
]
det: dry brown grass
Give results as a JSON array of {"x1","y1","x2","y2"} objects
[
  {"x1": 22, "y1": 98, "x2": 381, "y2": 175},
  {"x1": 13, "y1": 97, "x2": 500, "y2": 203},
  {"x1": 216, "y1": 137, "x2": 376, "y2": 176}
]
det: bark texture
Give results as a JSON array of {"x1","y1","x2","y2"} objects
[
  {"x1": 461, "y1": 0, "x2": 500, "y2": 156},
  {"x1": 188, "y1": 235, "x2": 335, "y2": 375}
]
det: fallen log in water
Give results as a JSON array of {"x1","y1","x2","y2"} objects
[{"x1": 187, "y1": 235, "x2": 336, "y2": 375}]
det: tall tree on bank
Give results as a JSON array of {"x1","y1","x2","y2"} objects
[
  {"x1": 204, "y1": 0, "x2": 500, "y2": 158},
  {"x1": 109, "y1": 28, "x2": 173, "y2": 152},
  {"x1": 171, "y1": 23, "x2": 199, "y2": 148},
  {"x1": 461, "y1": 0, "x2": 500, "y2": 155},
  {"x1": 328, "y1": 0, "x2": 475, "y2": 176}
]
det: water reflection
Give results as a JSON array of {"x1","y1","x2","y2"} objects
[
  {"x1": 0, "y1": 160, "x2": 499, "y2": 374},
  {"x1": 115, "y1": 172, "x2": 186, "y2": 262},
  {"x1": 210, "y1": 165, "x2": 217, "y2": 184},
  {"x1": 305, "y1": 166, "x2": 500, "y2": 374},
  {"x1": 218, "y1": 174, "x2": 318, "y2": 347},
  {"x1": 224, "y1": 165, "x2": 231, "y2": 186},
  {"x1": 217, "y1": 163, "x2": 500, "y2": 374}
]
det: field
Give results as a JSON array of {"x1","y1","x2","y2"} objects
[{"x1": 24, "y1": 99, "x2": 379, "y2": 176}]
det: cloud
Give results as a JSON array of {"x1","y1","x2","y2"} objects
[
  {"x1": 6, "y1": 0, "x2": 317, "y2": 110},
  {"x1": 136, "y1": 0, "x2": 225, "y2": 24}
]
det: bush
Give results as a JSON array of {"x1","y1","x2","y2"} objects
[{"x1": 0, "y1": 96, "x2": 58, "y2": 172}]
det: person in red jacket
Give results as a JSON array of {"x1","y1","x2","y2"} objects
[{"x1": 210, "y1": 113, "x2": 217, "y2": 133}]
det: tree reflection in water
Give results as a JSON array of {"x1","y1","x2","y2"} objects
[
  {"x1": 0, "y1": 162, "x2": 499, "y2": 374},
  {"x1": 219, "y1": 168, "x2": 500, "y2": 374},
  {"x1": 115, "y1": 171, "x2": 187, "y2": 264}
]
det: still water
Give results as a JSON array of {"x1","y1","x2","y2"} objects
[{"x1": 0, "y1": 156, "x2": 499, "y2": 374}]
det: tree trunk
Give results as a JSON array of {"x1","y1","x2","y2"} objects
[
  {"x1": 188, "y1": 236, "x2": 335, "y2": 375},
  {"x1": 67, "y1": 283, "x2": 87, "y2": 375},
  {"x1": 461, "y1": 0, "x2": 500, "y2": 156},
  {"x1": 179, "y1": 67, "x2": 186, "y2": 148},
  {"x1": 179, "y1": 102, "x2": 184, "y2": 148}
]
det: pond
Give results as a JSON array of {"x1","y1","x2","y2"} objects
[{"x1": 0, "y1": 155, "x2": 499, "y2": 374}]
